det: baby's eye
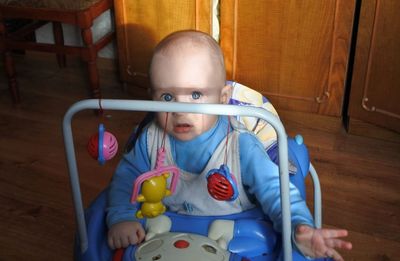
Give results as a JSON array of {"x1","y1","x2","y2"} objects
[
  {"x1": 161, "y1": 93, "x2": 173, "y2": 101},
  {"x1": 191, "y1": 91, "x2": 202, "y2": 100}
]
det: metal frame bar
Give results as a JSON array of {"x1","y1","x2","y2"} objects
[
  {"x1": 309, "y1": 163, "x2": 322, "y2": 228},
  {"x1": 63, "y1": 99, "x2": 307, "y2": 261}
]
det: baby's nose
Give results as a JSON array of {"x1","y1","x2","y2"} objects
[
  {"x1": 174, "y1": 95, "x2": 190, "y2": 103},
  {"x1": 172, "y1": 111, "x2": 187, "y2": 117}
]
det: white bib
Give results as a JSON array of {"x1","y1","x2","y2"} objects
[{"x1": 147, "y1": 121, "x2": 255, "y2": 216}]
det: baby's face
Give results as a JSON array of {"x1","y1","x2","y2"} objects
[{"x1": 151, "y1": 46, "x2": 225, "y2": 141}]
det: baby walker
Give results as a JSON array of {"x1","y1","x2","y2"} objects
[{"x1": 63, "y1": 95, "x2": 326, "y2": 261}]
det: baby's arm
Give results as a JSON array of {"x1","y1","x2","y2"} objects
[
  {"x1": 106, "y1": 129, "x2": 151, "y2": 249},
  {"x1": 108, "y1": 221, "x2": 145, "y2": 249},
  {"x1": 239, "y1": 133, "x2": 314, "y2": 231},
  {"x1": 295, "y1": 225, "x2": 352, "y2": 261},
  {"x1": 239, "y1": 133, "x2": 352, "y2": 259}
]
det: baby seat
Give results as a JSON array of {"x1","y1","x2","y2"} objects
[{"x1": 63, "y1": 83, "x2": 326, "y2": 261}]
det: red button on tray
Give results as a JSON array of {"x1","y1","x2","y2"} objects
[{"x1": 174, "y1": 240, "x2": 190, "y2": 248}]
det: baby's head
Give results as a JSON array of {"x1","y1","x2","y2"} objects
[{"x1": 149, "y1": 30, "x2": 230, "y2": 141}]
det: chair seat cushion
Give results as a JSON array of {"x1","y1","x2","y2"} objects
[{"x1": 0, "y1": 0, "x2": 103, "y2": 10}]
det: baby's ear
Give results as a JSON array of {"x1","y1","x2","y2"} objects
[{"x1": 220, "y1": 85, "x2": 232, "y2": 104}]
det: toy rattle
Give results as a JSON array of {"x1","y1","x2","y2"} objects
[
  {"x1": 206, "y1": 164, "x2": 238, "y2": 201},
  {"x1": 87, "y1": 124, "x2": 118, "y2": 165},
  {"x1": 131, "y1": 148, "x2": 180, "y2": 218}
]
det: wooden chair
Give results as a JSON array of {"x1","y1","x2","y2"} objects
[{"x1": 0, "y1": 0, "x2": 114, "y2": 103}]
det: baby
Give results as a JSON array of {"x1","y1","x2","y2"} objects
[{"x1": 106, "y1": 30, "x2": 352, "y2": 260}]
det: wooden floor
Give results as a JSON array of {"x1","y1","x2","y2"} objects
[{"x1": 0, "y1": 52, "x2": 399, "y2": 261}]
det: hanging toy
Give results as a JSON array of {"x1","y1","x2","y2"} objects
[
  {"x1": 206, "y1": 117, "x2": 239, "y2": 202},
  {"x1": 206, "y1": 164, "x2": 238, "y2": 201},
  {"x1": 87, "y1": 124, "x2": 118, "y2": 165},
  {"x1": 131, "y1": 148, "x2": 180, "y2": 218}
]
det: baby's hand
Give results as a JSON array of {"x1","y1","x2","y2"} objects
[
  {"x1": 108, "y1": 221, "x2": 145, "y2": 249},
  {"x1": 295, "y1": 225, "x2": 352, "y2": 261}
]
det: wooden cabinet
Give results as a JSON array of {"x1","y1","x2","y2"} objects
[
  {"x1": 220, "y1": 0, "x2": 356, "y2": 116},
  {"x1": 348, "y1": 0, "x2": 400, "y2": 133},
  {"x1": 114, "y1": 0, "x2": 356, "y2": 116},
  {"x1": 114, "y1": 0, "x2": 213, "y2": 91}
]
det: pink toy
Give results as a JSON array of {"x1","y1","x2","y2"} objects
[{"x1": 87, "y1": 124, "x2": 118, "y2": 165}]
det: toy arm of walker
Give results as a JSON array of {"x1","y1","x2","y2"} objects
[
  {"x1": 208, "y1": 220, "x2": 234, "y2": 250},
  {"x1": 145, "y1": 215, "x2": 172, "y2": 241}
]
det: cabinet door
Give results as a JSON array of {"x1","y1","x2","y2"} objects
[
  {"x1": 348, "y1": 0, "x2": 400, "y2": 133},
  {"x1": 220, "y1": 0, "x2": 355, "y2": 116},
  {"x1": 114, "y1": 0, "x2": 213, "y2": 90}
]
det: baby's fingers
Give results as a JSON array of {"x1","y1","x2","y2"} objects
[
  {"x1": 120, "y1": 236, "x2": 130, "y2": 248},
  {"x1": 322, "y1": 228, "x2": 349, "y2": 239},
  {"x1": 107, "y1": 232, "x2": 120, "y2": 249},
  {"x1": 128, "y1": 234, "x2": 139, "y2": 245},
  {"x1": 113, "y1": 237, "x2": 123, "y2": 249},
  {"x1": 107, "y1": 236, "x2": 116, "y2": 249},
  {"x1": 136, "y1": 226, "x2": 146, "y2": 242},
  {"x1": 325, "y1": 238, "x2": 353, "y2": 250},
  {"x1": 325, "y1": 248, "x2": 344, "y2": 261}
]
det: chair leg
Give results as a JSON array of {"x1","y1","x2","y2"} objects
[
  {"x1": 0, "y1": 19, "x2": 20, "y2": 103},
  {"x1": 52, "y1": 22, "x2": 66, "y2": 68},
  {"x1": 81, "y1": 27, "x2": 101, "y2": 99},
  {"x1": 4, "y1": 51, "x2": 20, "y2": 103}
]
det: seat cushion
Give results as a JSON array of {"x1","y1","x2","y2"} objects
[{"x1": 0, "y1": 0, "x2": 103, "y2": 10}]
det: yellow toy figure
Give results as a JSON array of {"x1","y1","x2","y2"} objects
[
  {"x1": 135, "y1": 173, "x2": 171, "y2": 218},
  {"x1": 131, "y1": 148, "x2": 180, "y2": 219}
]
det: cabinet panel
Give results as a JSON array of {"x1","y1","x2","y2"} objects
[
  {"x1": 114, "y1": 0, "x2": 212, "y2": 89},
  {"x1": 348, "y1": 0, "x2": 400, "y2": 133},
  {"x1": 220, "y1": 0, "x2": 355, "y2": 116}
]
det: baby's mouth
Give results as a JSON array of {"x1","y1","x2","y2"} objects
[{"x1": 173, "y1": 123, "x2": 192, "y2": 133}]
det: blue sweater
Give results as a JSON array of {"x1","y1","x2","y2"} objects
[{"x1": 106, "y1": 116, "x2": 313, "y2": 233}]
